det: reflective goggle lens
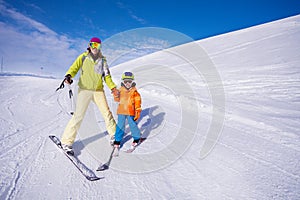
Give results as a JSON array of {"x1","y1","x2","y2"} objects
[
  {"x1": 124, "y1": 80, "x2": 132, "y2": 84},
  {"x1": 89, "y1": 42, "x2": 101, "y2": 49}
]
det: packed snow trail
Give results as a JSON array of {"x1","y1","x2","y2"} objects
[{"x1": 0, "y1": 15, "x2": 300, "y2": 199}]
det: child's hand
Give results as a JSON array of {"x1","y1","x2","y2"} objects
[
  {"x1": 111, "y1": 87, "x2": 120, "y2": 98},
  {"x1": 134, "y1": 109, "x2": 141, "y2": 121}
]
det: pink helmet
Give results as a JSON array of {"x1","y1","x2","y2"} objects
[{"x1": 90, "y1": 37, "x2": 101, "y2": 43}]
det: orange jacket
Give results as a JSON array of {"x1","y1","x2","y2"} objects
[{"x1": 114, "y1": 86, "x2": 141, "y2": 116}]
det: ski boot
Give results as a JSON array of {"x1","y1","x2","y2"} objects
[{"x1": 62, "y1": 144, "x2": 74, "y2": 156}]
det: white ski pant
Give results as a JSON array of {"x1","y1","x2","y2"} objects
[{"x1": 61, "y1": 88, "x2": 116, "y2": 145}]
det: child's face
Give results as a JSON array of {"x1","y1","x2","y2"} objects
[{"x1": 124, "y1": 79, "x2": 133, "y2": 89}]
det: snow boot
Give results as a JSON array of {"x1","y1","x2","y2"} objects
[
  {"x1": 113, "y1": 144, "x2": 120, "y2": 157},
  {"x1": 125, "y1": 140, "x2": 139, "y2": 153},
  {"x1": 113, "y1": 141, "x2": 120, "y2": 157}
]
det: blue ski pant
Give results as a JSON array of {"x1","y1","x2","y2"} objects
[{"x1": 114, "y1": 114, "x2": 140, "y2": 142}]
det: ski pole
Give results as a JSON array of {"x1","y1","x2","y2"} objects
[
  {"x1": 56, "y1": 78, "x2": 66, "y2": 91},
  {"x1": 67, "y1": 84, "x2": 74, "y2": 115},
  {"x1": 56, "y1": 78, "x2": 74, "y2": 115},
  {"x1": 96, "y1": 147, "x2": 116, "y2": 171}
]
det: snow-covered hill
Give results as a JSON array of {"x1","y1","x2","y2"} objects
[{"x1": 0, "y1": 15, "x2": 300, "y2": 199}]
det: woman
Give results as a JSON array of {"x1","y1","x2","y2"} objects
[{"x1": 61, "y1": 37, "x2": 119, "y2": 155}]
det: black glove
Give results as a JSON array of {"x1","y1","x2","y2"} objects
[{"x1": 64, "y1": 74, "x2": 73, "y2": 84}]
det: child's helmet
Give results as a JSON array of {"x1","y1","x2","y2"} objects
[{"x1": 121, "y1": 72, "x2": 134, "y2": 80}]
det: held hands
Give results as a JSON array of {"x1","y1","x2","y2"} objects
[
  {"x1": 64, "y1": 74, "x2": 73, "y2": 85},
  {"x1": 111, "y1": 87, "x2": 120, "y2": 98}
]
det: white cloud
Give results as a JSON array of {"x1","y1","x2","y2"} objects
[
  {"x1": 102, "y1": 31, "x2": 171, "y2": 67},
  {"x1": 25, "y1": 3, "x2": 45, "y2": 14},
  {"x1": 100, "y1": 27, "x2": 194, "y2": 68},
  {"x1": 0, "y1": 1, "x2": 185, "y2": 77},
  {"x1": 116, "y1": 1, "x2": 146, "y2": 24},
  {"x1": 0, "y1": 1, "x2": 84, "y2": 76},
  {"x1": 127, "y1": 11, "x2": 146, "y2": 24},
  {"x1": 2, "y1": 5, "x2": 56, "y2": 36}
]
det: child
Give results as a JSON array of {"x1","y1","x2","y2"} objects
[{"x1": 113, "y1": 72, "x2": 142, "y2": 154}]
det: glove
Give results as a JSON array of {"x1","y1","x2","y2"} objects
[
  {"x1": 134, "y1": 109, "x2": 141, "y2": 121},
  {"x1": 111, "y1": 87, "x2": 120, "y2": 98},
  {"x1": 64, "y1": 74, "x2": 73, "y2": 84}
]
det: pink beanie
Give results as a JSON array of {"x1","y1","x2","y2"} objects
[{"x1": 90, "y1": 37, "x2": 101, "y2": 43}]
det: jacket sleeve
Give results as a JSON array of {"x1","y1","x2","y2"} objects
[
  {"x1": 65, "y1": 53, "x2": 86, "y2": 77},
  {"x1": 104, "y1": 75, "x2": 117, "y2": 90},
  {"x1": 134, "y1": 91, "x2": 142, "y2": 111},
  {"x1": 102, "y1": 57, "x2": 117, "y2": 89}
]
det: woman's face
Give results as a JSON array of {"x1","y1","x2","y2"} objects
[
  {"x1": 89, "y1": 42, "x2": 101, "y2": 55},
  {"x1": 90, "y1": 47, "x2": 99, "y2": 55}
]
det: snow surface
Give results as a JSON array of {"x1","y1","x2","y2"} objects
[{"x1": 1, "y1": 15, "x2": 300, "y2": 199}]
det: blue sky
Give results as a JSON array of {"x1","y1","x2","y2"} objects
[{"x1": 0, "y1": 0, "x2": 300, "y2": 76}]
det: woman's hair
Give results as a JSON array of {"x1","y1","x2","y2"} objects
[{"x1": 87, "y1": 47, "x2": 103, "y2": 58}]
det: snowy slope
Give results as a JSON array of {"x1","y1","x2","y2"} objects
[{"x1": 1, "y1": 15, "x2": 300, "y2": 199}]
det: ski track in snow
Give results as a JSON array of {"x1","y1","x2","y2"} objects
[
  {"x1": 0, "y1": 77, "x2": 69, "y2": 199},
  {"x1": 1, "y1": 15, "x2": 300, "y2": 199}
]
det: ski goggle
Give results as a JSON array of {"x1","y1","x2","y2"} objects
[
  {"x1": 89, "y1": 42, "x2": 101, "y2": 50},
  {"x1": 123, "y1": 79, "x2": 133, "y2": 88},
  {"x1": 123, "y1": 80, "x2": 133, "y2": 84}
]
